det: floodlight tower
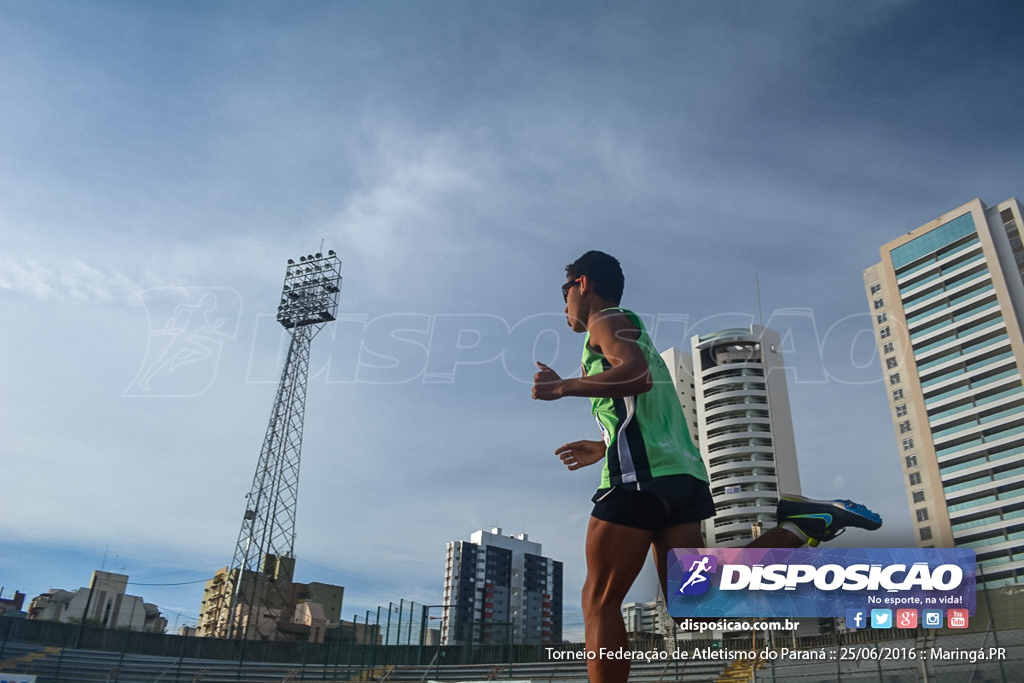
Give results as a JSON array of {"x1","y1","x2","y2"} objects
[{"x1": 224, "y1": 251, "x2": 342, "y2": 640}]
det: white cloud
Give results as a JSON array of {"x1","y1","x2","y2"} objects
[
  {"x1": 0, "y1": 256, "x2": 143, "y2": 304},
  {"x1": 327, "y1": 126, "x2": 491, "y2": 280}
]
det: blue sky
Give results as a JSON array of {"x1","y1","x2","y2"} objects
[{"x1": 2, "y1": 1, "x2": 1023, "y2": 638}]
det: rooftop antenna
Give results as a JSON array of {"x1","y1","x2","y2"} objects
[{"x1": 755, "y1": 273, "x2": 765, "y2": 332}]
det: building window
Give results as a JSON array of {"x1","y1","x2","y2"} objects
[
  {"x1": 880, "y1": 326, "x2": 891, "y2": 339},
  {"x1": 889, "y1": 373, "x2": 901, "y2": 385},
  {"x1": 896, "y1": 404, "x2": 908, "y2": 417},
  {"x1": 902, "y1": 437, "x2": 915, "y2": 451},
  {"x1": 886, "y1": 357, "x2": 899, "y2": 369},
  {"x1": 913, "y1": 490, "x2": 925, "y2": 503},
  {"x1": 883, "y1": 342, "x2": 895, "y2": 354},
  {"x1": 919, "y1": 527, "x2": 933, "y2": 541},
  {"x1": 874, "y1": 298, "x2": 885, "y2": 310},
  {"x1": 909, "y1": 472, "x2": 922, "y2": 485},
  {"x1": 877, "y1": 312, "x2": 888, "y2": 324},
  {"x1": 871, "y1": 283, "x2": 882, "y2": 295},
  {"x1": 899, "y1": 420, "x2": 912, "y2": 434},
  {"x1": 916, "y1": 508, "x2": 929, "y2": 522},
  {"x1": 893, "y1": 388, "x2": 904, "y2": 401},
  {"x1": 905, "y1": 454, "x2": 918, "y2": 468}
]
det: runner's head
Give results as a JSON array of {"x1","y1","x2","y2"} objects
[{"x1": 565, "y1": 251, "x2": 624, "y2": 305}]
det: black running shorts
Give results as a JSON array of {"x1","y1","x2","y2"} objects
[{"x1": 590, "y1": 474, "x2": 716, "y2": 531}]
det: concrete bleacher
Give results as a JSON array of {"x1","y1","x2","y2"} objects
[
  {"x1": 1, "y1": 645, "x2": 302, "y2": 683},
  {"x1": 378, "y1": 657, "x2": 727, "y2": 682},
  {"x1": 0, "y1": 644, "x2": 729, "y2": 683}
]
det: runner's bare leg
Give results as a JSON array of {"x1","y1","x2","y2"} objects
[{"x1": 583, "y1": 516, "x2": 655, "y2": 683}]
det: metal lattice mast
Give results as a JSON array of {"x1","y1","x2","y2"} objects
[{"x1": 222, "y1": 251, "x2": 342, "y2": 640}]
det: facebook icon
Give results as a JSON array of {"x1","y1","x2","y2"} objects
[{"x1": 845, "y1": 609, "x2": 866, "y2": 630}]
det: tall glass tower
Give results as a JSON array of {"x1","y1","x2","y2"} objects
[{"x1": 864, "y1": 197, "x2": 1024, "y2": 588}]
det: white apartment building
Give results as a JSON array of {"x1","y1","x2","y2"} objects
[
  {"x1": 28, "y1": 570, "x2": 166, "y2": 633},
  {"x1": 442, "y1": 528, "x2": 562, "y2": 646},
  {"x1": 864, "y1": 197, "x2": 1024, "y2": 588},
  {"x1": 662, "y1": 325, "x2": 802, "y2": 546}
]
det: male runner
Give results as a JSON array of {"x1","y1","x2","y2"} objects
[{"x1": 532, "y1": 250, "x2": 881, "y2": 683}]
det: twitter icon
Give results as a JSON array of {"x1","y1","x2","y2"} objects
[{"x1": 871, "y1": 609, "x2": 892, "y2": 629}]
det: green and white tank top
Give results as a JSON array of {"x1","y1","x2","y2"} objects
[{"x1": 582, "y1": 308, "x2": 708, "y2": 489}]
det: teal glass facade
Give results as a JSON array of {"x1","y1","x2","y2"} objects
[{"x1": 891, "y1": 213, "x2": 977, "y2": 270}]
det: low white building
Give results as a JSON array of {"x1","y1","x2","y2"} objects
[{"x1": 28, "y1": 570, "x2": 167, "y2": 633}]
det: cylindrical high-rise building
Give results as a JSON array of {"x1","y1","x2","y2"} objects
[{"x1": 663, "y1": 325, "x2": 802, "y2": 546}]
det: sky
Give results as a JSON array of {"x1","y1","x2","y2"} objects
[{"x1": 2, "y1": 0, "x2": 1023, "y2": 639}]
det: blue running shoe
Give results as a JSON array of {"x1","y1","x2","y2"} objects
[{"x1": 776, "y1": 495, "x2": 883, "y2": 546}]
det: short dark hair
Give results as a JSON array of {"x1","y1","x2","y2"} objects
[{"x1": 566, "y1": 250, "x2": 624, "y2": 304}]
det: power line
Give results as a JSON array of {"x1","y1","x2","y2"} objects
[{"x1": 127, "y1": 579, "x2": 209, "y2": 587}]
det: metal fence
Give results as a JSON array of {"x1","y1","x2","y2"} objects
[{"x1": 3, "y1": 585, "x2": 1024, "y2": 681}]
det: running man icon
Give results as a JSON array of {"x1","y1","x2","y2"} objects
[{"x1": 677, "y1": 555, "x2": 717, "y2": 595}]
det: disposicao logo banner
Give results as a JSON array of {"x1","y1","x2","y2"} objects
[{"x1": 667, "y1": 548, "x2": 976, "y2": 618}]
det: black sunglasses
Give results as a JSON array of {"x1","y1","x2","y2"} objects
[{"x1": 561, "y1": 277, "x2": 582, "y2": 302}]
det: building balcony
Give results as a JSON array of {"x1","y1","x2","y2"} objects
[
  {"x1": 711, "y1": 485, "x2": 779, "y2": 505},
  {"x1": 903, "y1": 269, "x2": 991, "y2": 318},
  {"x1": 948, "y1": 487, "x2": 1024, "y2": 519},
  {"x1": 933, "y1": 412, "x2": 1024, "y2": 450},
  {"x1": 710, "y1": 474, "x2": 779, "y2": 490},
  {"x1": 918, "y1": 339, "x2": 1014, "y2": 387},
  {"x1": 909, "y1": 295, "x2": 1000, "y2": 344},
  {"x1": 708, "y1": 447, "x2": 774, "y2": 467},
  {"x1": 913, "y1": 317, "x2": 1005, "y2": 365},
  {"x1": 941, "y1": 470, "x2": 1021, "y2": 500},
  {"x1": 702, "y1": 374, "x2": 766, "y2": 394},
  {"x1": 701, "y1": 360, "x2": 764, "y2": 379},
  {"x1": 712, "y1": 519, "x2": 773, "y2": 539},
  {"x1": 925, "y1": 368, "x2": 1019, "y2": 413},
  {"x1": 956, "y1": 533, "x2": 1024, "y2": 557},
  {"x1": 708, "y1": 459, "x2": 776, "y2": 479},
  {"x1": 930, "y1": 390, "x2": 1024, "y2": 434},
  {"x1": 706, "y1": 440, "x2": 774, "y2": 457},
  {"x1": 895, "y1": 240, "x2": 982, "y2": 287},
  {"x1": 901, "y1": 264, "x2": 988, "y2": 308},
  {"x1": 702, "y1": 386, "x2": 769, "y2": 403},
  {"x1": 705, "y1": 428, "x2": 773, "y2": 449},
  {"x1": 975, "y1": 556, "x2": 1024, "y2": 578},
  {"x1": 922, "y1": 355, "x2": 1017, "y2": 400},
  {"x1": 704, "y1": 397, "x2": 770, "y2": 417},
  {"x1": 950, "y1": 507, "x2": 1024, "y2": 536},
  {"x1": 705, "y1": 415, "x2": 772, "y2": 435},
  {"x1": 713, "y1": 506, "x2": 776, "y2": 525},
  {"x1": 705, "y1": 404, "x2": 770, "y2": 422}
]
